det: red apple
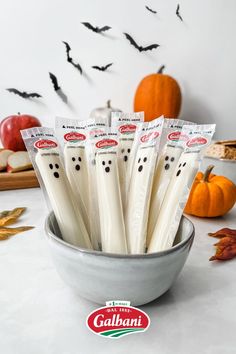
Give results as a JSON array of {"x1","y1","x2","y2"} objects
[{"x1": 0, "y1": 113, "x2": 41, "y2": 151}]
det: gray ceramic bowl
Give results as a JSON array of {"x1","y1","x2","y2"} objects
[{"x1": 45, "y1": 213, "x2": 194, "y2": 306}]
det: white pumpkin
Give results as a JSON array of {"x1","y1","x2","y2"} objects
[{"x1": 89, "y1": 100, "x2": 122, "y2": 126}]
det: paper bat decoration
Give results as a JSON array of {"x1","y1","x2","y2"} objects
[
  {"x1": 145, "y1": 5, "x2": 157, "y2": 14},
  {"x1": 176, "y1": 4, "x2": 183, "y2": 21},
  {"x1": 49, "y1": 72, "x2": 68, "y2": 103},
  {"x1": 62, "y1": 41, "x2": 82, "y2": 74},
  {"x1": 81, "y1": 22, "x2": 111, "y2": 33},
  {"x1": 6, "y1": 88, "x2": 42, "y2": 99},
  {"x1": 124, "y1": 33, "x2": 159, "y2": 52},
  {"x1": 91, "y1": 63, "x2": 113, "y2": 71}
]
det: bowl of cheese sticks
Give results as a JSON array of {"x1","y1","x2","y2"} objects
[{"x1": 21, "y1": 113, "x2": 215, "y2": 305}]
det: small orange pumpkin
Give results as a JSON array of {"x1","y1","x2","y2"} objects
[
  {"x1": 134, "y1": 65, "x2": 182, "y2": 121},
  {"x1": 185, "y1": 165, "x2": 236, "y2": 217}
]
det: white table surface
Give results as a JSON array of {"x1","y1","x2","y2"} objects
[{"x1": 0, "y1": 187, "x2": 236, "y2": 354}]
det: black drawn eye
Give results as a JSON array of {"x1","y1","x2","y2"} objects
[
  {"x1": 179, "y1": 163, "x2": 182, "y2": 168},
  {"x1": 78, "y1": 157, "x2": 82, "y2": 162},
  {"x1": 55, "y1": 164, "x2": 59, "y2": 169},
  {"x1": 138, "y1": 158, "x2": 141, "y2": 163},
  {"x1": 183, "y1": 162, "x2": 186, "y2": 166},
  {"x1": 108, "y1": 160, "x2": 112, "y2": 165},
  {"x1": 171, "y1": 157, "x2": 175, "y2": 162},
  {"x1": 49, "y1": 164, "x2": 53, "y2": 169},
  {"x1": 143, "y1": 157, "x2": 147, "y2": 162},
  {"x1": 127, "y1": 149, "x2": 131, "y2": 153},
  {"x1": 102, "y1": 161, "x2": 105, "y2": 165},
  {"x1": 121, "y1": 148, "x2": 125, "y2": 153},
  {"x1": 72, "y1": 157, "x2": 75, "y2": 162},
  {"x1": 165, "y1": 156, "x2": 169, "y2": 161}
]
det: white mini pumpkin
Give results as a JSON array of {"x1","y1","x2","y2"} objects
[{"x1": 89, "y1": 100, "x2": 122, "y2": 126}]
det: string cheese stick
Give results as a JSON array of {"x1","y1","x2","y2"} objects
[
  {"x1": 64, "y1": 145, "x2": 94, "y2": 243},
  {"x1": 35, "y1": 150, "x2": 92, "y2": 249},
  {"x1": 147, "y1": 146, "x2": 183, "y2": 244},
  {"x1": 148, "y1": 152, "x2": 199, "y2": 252},
  {"x1": 125, "y1": 147, "x2": 157, "y2": 254},
  {"x1": 96, "y1": 151, "x2": 127, "y2": 254}
]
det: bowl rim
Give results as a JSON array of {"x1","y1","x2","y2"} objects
[{"x1": 45, "y1": 212, "x2": 195, "y2": 259}]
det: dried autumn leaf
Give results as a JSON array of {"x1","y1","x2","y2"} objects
[
  {"x1": 0, "y1": 207, "x2": 26, "y2": 226},
  {"x1": 209, "y1": 236, "x2": 236, "y2": 261},
  {"x1": 0, "y1": 226, "x2": 34, "y2": 240},
  {"x1": 208, "y1": 228, "x2": 236, "y2": 239},
  {"x1": 0, "y1": 234, "x2": 10, "y2": 241}
]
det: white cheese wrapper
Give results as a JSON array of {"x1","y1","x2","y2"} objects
[
  {"x1": 21, "y1": 127, "x2": 92, "y2": 249},
  {"x1": 148, "y1": 123, "x2": 216, "y2": 253},
  {"x1": 55, "y1": 117, "x2": 91, "y2": 240},
  {"x1": 147, "y1": 119, "x2": 195, "y2": 244},
  {"x1": 111, "y1": 112, "x2": 144, "y2": 212},
  {"x1": 125, "y1": 117, "x2": 164, "y2": 254},
  {"x1": 95, "y1": 132, "x2": 127, "y2": 254},
  {"x1": 86, "y1": 119, "x2": 108, "y2": 248}
]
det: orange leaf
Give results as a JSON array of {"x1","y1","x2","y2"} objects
[
  {"x1": 209, "y1": 236, "x2": 236, "y2": 261},
  {"x1": 0, "y1": 208, "x2": 26, "y2": 226},
  {"x1": 208, "y1": 228, "x2": 236, "y2": 239}
]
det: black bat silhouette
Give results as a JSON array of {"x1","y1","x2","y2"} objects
[
  {"x1": 145, "y1": 5, "x2": 157, "y2": 14},
  {"x1": 62, "y1": 41, "x2": 82, "y2": 74},
  {"x1": 49, "y1": 72, "x2": 60, "y2": 91},
  {"x1": 49, "y1": 72, "x2": 68, "y2": 103},
  {"x1": 124, "y1": 33, "x2": 159, "y2": 52},
  {"x1": 81, "y1": 22, "x2": 111, "y2": 33},
  {"x1": 91, "y1": 63, "x2": 113, "y2": 71},
  {"x1": 176, "y1": 4, "x2": 183, "y2": 21},
  {"x1": 6, "y1": 88, "x2": 41, "y2": 99}
]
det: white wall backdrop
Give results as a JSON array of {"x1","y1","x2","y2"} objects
[{"x1": 0, "y1": 0, "x2": 235, "y2": 139}]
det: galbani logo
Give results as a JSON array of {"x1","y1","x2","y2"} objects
[
  {"x1": 87, "y1": 303, "x2": 150, "y2": 338},
  {"x1": 64, "y1": 132, "x2": 86, "y2": 142},
  {"x1": 119, "y1": 124, "x2": 137, "y2": 135},
  {"x1": 96, "y1": 139, "x2": 118, "y2": 149},
  {"x1": 140, "y1": 132, "x2": 159, "y2": 143},
  {"x1": 34, "y1": 139, "x2": 57, "y2": 149},
  {"x1": 168, "y1": 131, "x2": 182, "y2": 142},
  {"x1": 187, "y1": 136, "x2": 208, "y2": 147}
]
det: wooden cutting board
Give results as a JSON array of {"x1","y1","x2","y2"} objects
[{"x1": 0, "y1": 170, "x2": 39, "y2": 191}]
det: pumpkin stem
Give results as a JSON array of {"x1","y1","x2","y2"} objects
[
  {"x1": 18, "y1": 112, "x2": 21, "y2": 115},
  {"x1": 203, "y1": 165, "x2": 215, "y2": 182},
  {"x1": 157, "y1": 65, "x2": 165, "y2": 74},
  {"x1": 107, "y1": 100, "x2": 111, "y2": 108}
]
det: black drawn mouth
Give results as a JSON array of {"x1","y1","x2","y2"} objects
[
  {"x1": 176, "y1": 170, "x2": 181, "y2": 177},
  {"x1": 105, "y1": 166, "x2": 110, "y2": 173},
  {"x1": 124, "y1": 155, "x2": 128, "y2": 162},
  {"x1": 54, "y1": 172, "x2": 59, "y2": 178},
  {"x1": 164, "y1": 163, "x2": 170, "y2": 170},
  {"x1": 138, "y1": 165, "x2": 143, "y2": 172},
  {"x1": 75, "y1": 164, "x2": 80, "y2": 171}
]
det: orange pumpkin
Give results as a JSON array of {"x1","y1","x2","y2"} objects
[
  {"x1": 185, "y1": 165, "x2": 236, "y2": 217},
  {"x1": 134, "y1": 65, "x2": 182, "y2": 121}
]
